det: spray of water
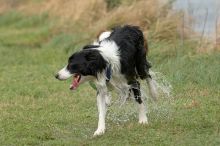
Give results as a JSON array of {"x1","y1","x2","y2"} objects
[
  {"x1": 107, "y1": 70, "x2": 173, "y2": 124},
  {"x1": 148, "y1": 70, "x2": 173, "y2": 98}
]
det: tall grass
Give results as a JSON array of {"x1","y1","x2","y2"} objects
[
  {"x1": 0, "y1": 0, "x2": 181, "y2": 42},
  {"x1": 1, "y1": 0, "x2": 218, "y2": 51}
]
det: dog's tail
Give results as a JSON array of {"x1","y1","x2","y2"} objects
[
  {"x1": 146, "y1": 75, "x2": 158, "y2": 101},
  {"x1": 130, "y1": 26, "x2": 158, "y2": 100}
]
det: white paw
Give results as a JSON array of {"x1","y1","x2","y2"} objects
[
  {"x1": 93, "y1": 128, "x2": 105, "y2": 136},
  {"x1": 139, "y1": 116, "x2": 148, "y2": 124}
]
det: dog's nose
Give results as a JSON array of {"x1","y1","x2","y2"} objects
[{"x1": 55, "y1": 74, "x2": 59, "y2": 79}]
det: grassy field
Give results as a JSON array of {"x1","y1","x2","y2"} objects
[{"x1": 0, "y1": 12, "x2": 220, "y2": 146}]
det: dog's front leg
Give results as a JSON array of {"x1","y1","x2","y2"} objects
[
  {"x1": 94, "y1": 92, "x2": 106, "y2": 136},
  {"x1": 94, "y1": 75, "x2": 108, "y2": 136}
]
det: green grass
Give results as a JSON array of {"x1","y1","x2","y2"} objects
[{"x1": 0, "y1": 12, "x2": 220, "y2": 146}]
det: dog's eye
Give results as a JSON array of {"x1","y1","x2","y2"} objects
[{"x1": 69, "y1": 64, "x2": 79, "y2": 70}]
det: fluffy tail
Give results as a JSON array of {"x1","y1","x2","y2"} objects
[{"x1": 146, "y1": 76, "x2": 158, "y2": 101}]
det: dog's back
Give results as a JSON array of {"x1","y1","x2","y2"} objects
[{"x1": 108, "y1": 25, "x2": 151, "y2": 80}]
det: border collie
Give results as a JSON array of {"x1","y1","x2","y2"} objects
[{"x1": 55, "y1": 25, "x2": 158, "y2": 136}]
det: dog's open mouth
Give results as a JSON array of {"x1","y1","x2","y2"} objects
[{"x1": 70, "y1": 74, "x2": 81, "y2": 90}]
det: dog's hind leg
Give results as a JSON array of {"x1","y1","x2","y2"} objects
[
  {"x1": 129, "y1": 81, "x2": 148, "y2": 124},
  {"x1": 138, "y1": 102, "x2": 148, "y2": 124}
]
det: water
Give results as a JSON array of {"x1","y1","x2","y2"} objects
[
  {"x1": 106, "y1": 70, "x2": 173, "y2": 125},
  {"x1": 79, "y1": 71, "x2": 173, "y2": 136},
  {"x1": 173, "y1": 0, "x2": 220, "y2": 37}
]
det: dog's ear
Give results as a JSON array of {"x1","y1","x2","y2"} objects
[
  {"x1": 84, "y1": 50, "x2": 107, "y2": 76},
  {"x1": 85, "y1": 50, "x2": 98, "y2": 61}
]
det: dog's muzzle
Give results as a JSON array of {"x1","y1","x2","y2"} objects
[{"x1": 55, "y1": 66, "x2": 72, "y2": 80}]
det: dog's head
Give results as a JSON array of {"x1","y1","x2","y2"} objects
[{"x1": 55, "y1": 46, "x2": 107, "y2": 90}]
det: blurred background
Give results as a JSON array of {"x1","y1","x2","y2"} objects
[
  {"x1": 0, "y1": 0, "x2": 219, "y2": 145},
  {"x1": 0, "y1": 0, "x2": 219, "y2": 51}
]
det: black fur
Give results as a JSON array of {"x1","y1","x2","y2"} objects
[
  {"x1": 106, "y1": 25, "x2": 151, "y2": 104},
  {"x1": 66, "y1": 25, "x2": 151, "y2": 104},
  {"x1": 128, "y1": 80, "x2": 142, "y2": 104},
  {"x1": 107, "y1": 25, "x2": 151, "y2": 81},
  {"x1": 67, "y1": 49, "x2": 107, "y2": 77}
]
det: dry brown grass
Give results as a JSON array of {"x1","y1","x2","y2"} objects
[
  {"x1": 88, "y1": 0, "x2": 180, "y2": 40},
  {"x1": 0, "y1": 0, "x2": 106, "y2": 22},
  {"x1": 196, "y1": 22, "x2": 220, "y2": 53},
  {"x1": 215, "y1": 23, "x2": 220, "y2": 49},
  {"x1": 40, "y1": 0, "x2": 106, "y2": 25},
  {"x1": 0, "y1": 0, "x2": 181, "y2": 41}
]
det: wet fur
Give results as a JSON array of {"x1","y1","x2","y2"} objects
[{"x1": 56, "y1": 25, "x2": 157, "y2": 136}]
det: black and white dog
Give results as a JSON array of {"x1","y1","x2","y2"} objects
[{"x1": 55, "y1": 25, "x2": 158, "y2": 136}]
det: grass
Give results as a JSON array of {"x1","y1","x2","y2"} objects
[
  {"x1": 0, "y1": 12, "x2": 220, "y2": 146},
  {"x1": 0, "y1": 0, "x2": 182, "y2": 41}
]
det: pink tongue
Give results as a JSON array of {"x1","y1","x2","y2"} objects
[{"x1": 70, "y1": 77, "x2": 79, "y2": 90}]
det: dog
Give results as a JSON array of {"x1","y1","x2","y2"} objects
[{"x1": 55, "y1": 25, "x2": 158, "y2": 136}]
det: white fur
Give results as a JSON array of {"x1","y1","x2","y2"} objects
[
  {"x1": 57, "y1": 66, "x2": 72, "y2": 80},
  {"x1": 93, "y1": 40, "x2": 149, "y2": 136},
  {"x1": 97, "y1": 41, "x2": 121, "y2": 74},
  {"x1": 93, "y1": 41, "x2": 123, "y2": 136},
  {"x1": 94, "y1": 93, "x2": 106, "y2": 136},
  {"x1": 93, "y1": 41, "x2": 99, "y2": 45},
  {"x1": 98, "y1": 31, "x2": 111, "y2": 41},
  {"x1": 94, "y1": 72, "x2": 108, "y2": 136},
  {"x1": 93, "y1": 31, "x2": 112, "y2": 45},
  {"x1": 138, "y1": 103, "x2": 148, "y2": 124},
  {"x1": 97, "y1": 40, "x2": 131, "y2": 103}
]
